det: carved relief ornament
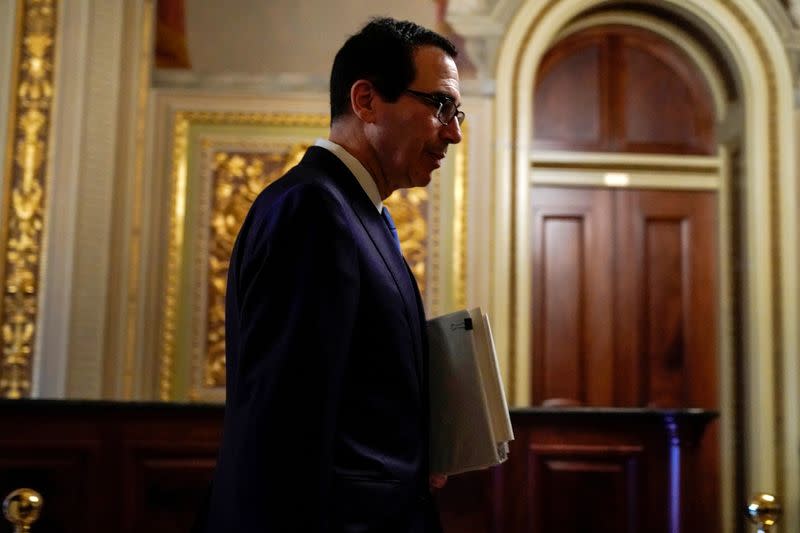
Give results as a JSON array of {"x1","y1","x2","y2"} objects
[{"x1": 0, "y1": 0, "x2": 57, "y2": 398}]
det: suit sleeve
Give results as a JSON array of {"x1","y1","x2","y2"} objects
[{"x1": 226, "y1": 184, "x2": 359, "y2": 531}]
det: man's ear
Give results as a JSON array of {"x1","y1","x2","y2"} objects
[{"x1": 350, "y1": 79, "x2": 378, "y2": 123}]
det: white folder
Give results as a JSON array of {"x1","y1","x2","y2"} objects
[{"x1": 427, "y1": 307, "x2": 514, "y2": 476}]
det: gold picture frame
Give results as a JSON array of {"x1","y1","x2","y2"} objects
[{"x1": 160, "y1": 109, "x2": 467, "y2": 402}]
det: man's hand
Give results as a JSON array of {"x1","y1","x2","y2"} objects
[{"x1": 429, "y1": 473, "x2": 448, "y2": 491}]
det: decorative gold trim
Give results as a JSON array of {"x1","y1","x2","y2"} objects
[
  {"x1": 163, "y1": 110, "x2": 468, "y2": 401},
  {"x1": 189, "y1": 136, "x2": 222, "y2": 401},
  {"x1": 160, "y1": 111, "x2": 329, "y2": 400},
  {"x1": 452, "y1": 121, "x2": 468, "y2": 310},
  {"x1": 160, "y1": 114, "x2": 188, "y2": 401},
  {"x1": 0, "y1": 0, "x2": 57, "y2": 399},
  {"x1": 1, "y1": 2, "x2": 24, "y2": 308},
  {"x1": 169, "y1": 112, "x2": 330, "y2": 129}
]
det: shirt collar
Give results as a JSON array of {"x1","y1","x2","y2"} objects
[{"x1": 314, "y1": 138, "x2": 383, "y2": 213}]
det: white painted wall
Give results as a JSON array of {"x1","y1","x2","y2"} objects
[{"x1": 185, "y1": 0, "x2": 438, "y2": 76}]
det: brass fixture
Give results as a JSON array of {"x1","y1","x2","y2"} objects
[
  {"x1": 3, "y1": 488, "x2": 43, "y2": 532},
  {"x1": 746, "y1": 492, "x2": 781, "y2": 532}
]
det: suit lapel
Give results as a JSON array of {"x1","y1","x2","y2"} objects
[
  {"x1": 299, "y1": 148, "x2": 425, "y2": 386},
  {"x1": 350, "y1": 198, "x2": 425, "y2": 386}
]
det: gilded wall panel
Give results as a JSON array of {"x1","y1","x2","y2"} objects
[
  {"x1": 203, "y1": 143, "x2": 308, "y2": 389},
  {"x1": 161, "y1": 110, "x2": 466, "y2": 402}
]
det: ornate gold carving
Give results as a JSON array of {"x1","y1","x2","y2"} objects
[
  {"x1": 204, "y1": 146, "x2": 306, "y2": 387},
  {"x1": 0, "y1": 0, "x2": 57, "y2": 399}
]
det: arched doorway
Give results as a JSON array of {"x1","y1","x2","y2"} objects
[
  {"x1": 488, "y1": 1, "x2": 799, "y2": 531},
  {"x1": 529, "y1": 17, "x2": 725, "y2": 530}
]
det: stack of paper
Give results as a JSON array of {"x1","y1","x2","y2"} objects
[{"x1": 427, "y1": 307, "x2": 514, "y2": 476}]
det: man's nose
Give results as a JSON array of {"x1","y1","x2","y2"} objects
[{"x1": 442, "y1": 118, "x2": 462, "y2": 144}]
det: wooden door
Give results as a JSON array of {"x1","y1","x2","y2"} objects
[
  {"x1": 528, "y1": 22, "x2": 722, "y2": 533},
  {"x1": 529, "y1": 186, "x2": 717, "y2": 409},
  {"x1": 529, "y1": 187, "x2": 614, "y2": 406},
  {"x1": 615, "y1": 189, "x2": 720, "y2": 529},
  {"x1": 529, "y1": 185, "x2": 720, "y2": 532},
  {"x1": 614, "y1": 189, "x2": 718, "y2": 409}
]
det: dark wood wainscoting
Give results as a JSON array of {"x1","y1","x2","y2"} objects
[
  {"x1": 0, "y1": 400, "x2": 222, "y2": 533},
  {"x1": 0, "y1": 401, "x2": 715, "y2": 533}
]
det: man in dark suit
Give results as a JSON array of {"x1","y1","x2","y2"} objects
[{"x1": 200, "y1": 17, "x2": 464, "y2": 533}]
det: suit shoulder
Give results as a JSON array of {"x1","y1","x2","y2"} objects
[
  {"x1": 255, "y1": 163, "x2": 349, "y2": 212},
  {"x1": 256, "y1": 170, "x2": 349, "y2": 223},
  {"x1": 238, "y1": 168, "x2": 355, "y2": 258}
]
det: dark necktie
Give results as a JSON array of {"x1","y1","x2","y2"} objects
[{"x1": 381, "y1": 207, "x2": 403, "y2": 255}]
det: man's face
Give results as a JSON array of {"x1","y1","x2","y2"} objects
[{"x1": 369, "y1": 45, "x2": 462, "y2": 191}]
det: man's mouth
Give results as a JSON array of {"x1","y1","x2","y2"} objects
[{"x1": 427, "y1": 153, "x2": 444, "y2": 169}]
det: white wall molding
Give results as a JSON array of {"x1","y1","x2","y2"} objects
[
  {"x1": 446, "y1": 0, "x2": 523, "y2": 81},
  {"x1": 57, "y1": 0, "x2": 125, "y2": 399},
  {"x1": 34, "y1": 0, "x2": 90, "y2": 398},
  {"x1": 100, "y1": 0, "x2": 153, "y2": 400}
]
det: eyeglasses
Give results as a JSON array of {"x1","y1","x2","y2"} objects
[{"x1": 404, "y1": 89, "x2": 465, "y2": 126}]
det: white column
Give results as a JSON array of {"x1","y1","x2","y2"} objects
[
  {"x1": 35, "y1": 0, "x2": 146, "y2": 399},
  {"x1": 63, "y1": 0, "x2": 126, "y2": 398},
  {"x1": 33, "y1": 0, "x2": 91, "y2": 398}
]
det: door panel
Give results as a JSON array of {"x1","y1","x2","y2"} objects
[
  {"x1": 529, "y1": 444, "x2": 642, "y2": 533},
  {"x1": 615, "y1": 190, "x2": 720, "y2": 529},
  {"x1": 529, "y1": 186, "x2": 720, "y2": 533},
  {"x1": 533, "y1": 36, "x2": 607, "y2": 148},
  {"x1": 616, "y1": 190, "x2": 718, "y2": 409},
  {"x1": 530, "y1": 187, "x2": 614, "y2": 406},
  {"x1": 530, "y1": 187, "x2": 717, "y2": 410},
  {"x1": 533, "y1": 25, "x2": 715, "y2": 154}
]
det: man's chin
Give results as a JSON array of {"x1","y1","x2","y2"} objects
[{"x1": 412, "y1": 173, "x2": 433, "y2": 188}]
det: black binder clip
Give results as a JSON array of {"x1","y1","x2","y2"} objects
[{"x1": 451, "y1": 318, "x2": 473, "y2": 331}]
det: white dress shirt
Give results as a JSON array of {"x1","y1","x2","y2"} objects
[{"x1": 314, "y1": 138, "x2": 383, "y2": 213}]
